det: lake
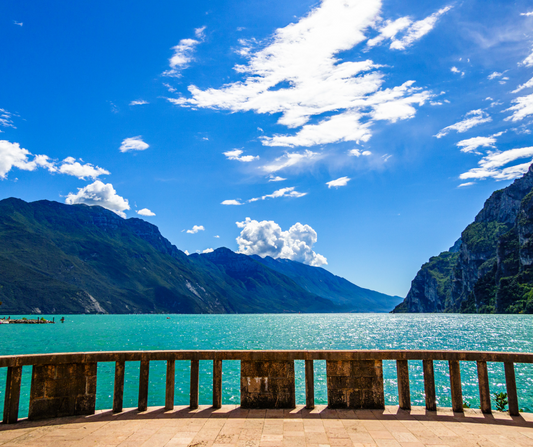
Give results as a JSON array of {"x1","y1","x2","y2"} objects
[{"x1": 1, "y1": 313, "x2": 533, "y2": 418}]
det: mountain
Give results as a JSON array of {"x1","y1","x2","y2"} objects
[
  {"x1": 248, "y1": 255, "x2": 402, "y2": 312},
  {"x1": 393, "y1": 164, "x2": 533, "y2": 314},
  {"x1": 0, "y1": 198, "x2": 399, "y2": 314}
]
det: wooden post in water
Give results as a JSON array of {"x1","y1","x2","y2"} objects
[
  {"x1": 504, "y1": 362, "x2": 519, "y2": 416},
  {"x1": 476, "y1": 360, "x2": 491, "y2": 414},
  {"x1": 423, "y1": 359, "x2": 436, "y2": 411},
  {"x1": 138, "y1": 359, "x2": 149, "y2": 412},
  {"x1": 165, "y1": 359, "x2": 175, "y2": 411},
  {"x1": 305, "y1": 359, "x2": 314, "y2": 409},
  {"x1": 213, "y1": 359, "x2": 222, "y2": 408},
  {"x1": 396, "y1": 360, "x2": 411, "y2": 410},
  {"x1": 190, "y1": 359, "x2": 200, "y2": 409},
  {"x1": 448, "y1": 360, "x2": 463, "y2": 412},
  {"x1": 3, "y1": 366, "x2": 22, "y2": 424},
  {"x1": 113, "y1": 360, "x2": 125, "y2": 413}
]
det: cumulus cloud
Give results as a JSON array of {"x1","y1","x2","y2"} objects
[
  {"x1": 326, "y1": 176, "x2": 350, "y2": 188},
  {"x1": 186, "y1": 225, "x2": 205, "y2": 234},
  {"x1": 236, "y1": 217, "x2": 327, "y2": 266},
  {"x1": 456, "y1": 132, "x2": 503, "y2": 154},
  {"x1": 249, "y1": 187, "x2": 306, "y2": 202},
  {"x1": 202, "y1": 248, "x2": 214, "y2": 253},
  {"x1": 488, "y1": 71, "x2": 505, "y2": 80},
  {"x1": 129, "y1": 100, "x2": 149, "y2": 106},
  {"x1": 65, "y1": 181, "x2": 130, "y2": 218},
  {"x1": 163, "y1": 26, "x2": 206, "y2": 77},
  {"x1": 451, "y1": 66, "x2": 464, "y2": 76},
  {"x1": 435, "y1": 109, "x2": 492, "y2": 138},
  {"x1": 348, "y1": 148, "x2": 372, "y2": 157},
  {"x1": 58, "y1": 157, "x2": 109, "y2": 180},
  {"x1": 459, "y1": 146, "x2": 533, "y2": 181},
  {"x1": 0, "y1": 140, "x2": 111, "y2": 181},
  {"x1": 221, "y1": 199, "x2": 244, "y2": 205},
  {"x1": 172, "y1": 0, "x2": 435, "y2": 150},
  {"x1": 505, "y1": 93, "x2": 533, "y2": 121},
  {"x1": 119, "y1": 136, "x2": 149, "y2": 153},
  {"x1": 223, "y1": 149, "x2": 259, "y2": 162},
  {"x1": 512, "y1": 77, "x2": 533, "y2": 93},
  {"x1": 137, "y1": 208, "x2": 155, "y2": 216}
]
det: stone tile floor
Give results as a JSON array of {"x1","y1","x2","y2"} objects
[{"x1": 1, "y1": 405, "x2": 533, "y2": 447}]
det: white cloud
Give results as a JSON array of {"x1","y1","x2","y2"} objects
[
  {"x1": 367, "y1": 17, "x2": 411, "y2": 48},
  {"x1": 14, "y1": 21, "x2": 22, "y2": 26},
  {"x1": 459, "y1": 146, "x2": 533, "y2": 181},
  {"x1": 261, "y1": 150, "x2": 321, "y2": 173},
  {"x1": 137, "y1": 208, "x2": 155, "y2": 216},
  {"x1": 236, "y1": 217, "x2": 327, "y2": 266},
  {"x1": 249, "y1": 186, "x2": 307, "y2": 202},
  {"x1": 184, "y1": 250, "x2": 190, "y2": 255},
  {"x1": 512, "y1": 77, "x2": 533, "y2": 93},
  {"x1": 488, "y1": 71, "x2": 504, "y2": 80},
  {"x1": 186, "y1": 225, "x2": 205, "y2": 234},
  {"x1": 214, "y1": 235, "x2": 220, "y2": 238},
  {"x1": 0, "y1": 108, "x2": 16, "y2": 130},
  {"x1": 268, "y1": 175, "x2": 286, "y2": 182},
  {"x1": 163, "y1": 83, "x2": 177, "y2": 93},
  {"x1": 0, "y1": 140, "x2": 59, "y2": 178},
  {"x1": 65, "y1": 181, "x2": 130, "y2": 218},
  {"x1": 119, "y1": 136, "x2": 149, "y2": 153},
  {"x1": 348, "y1": 149, "x2": 372, "y2": 157},
  {"x1": 221, "y1": 199, "x2": 244, "y2": 205},
  {"x1": 326, "y1": 176, "x2": 350, "y2": 188},
  {"x1": 505, "y1": 93, "x2": 533, "y2": 121},
  {"x1": 521, "y1": 12, "x2": 533, "y2": 16},
  {"x1": 388, "y1": 6, "x2": 452, "y2": 51},
  {"x1": 163, "y1": 27, "x2": 206, "y2": 77},
  {"x1": 129, "y1": 100, "x2": 149, "y2": 106},
  {"x1": 458, "y1": 182, "x2": 474, "y2": 187},
  {"x1": 456, "y1": 133, "x2": 501, "y2": 154},
  {"x1": 435, "y1": 109, "x2": 492, "y2": 138},
  {"x1": 451, "y1": 66, "x2": 464, "y2": 76},
  {"x1": 223, "y1": 149, "x2": 259, "y2": 162},
  {"x1": 202, "y1": 248, "x2": 214, "y2": 253},
  {"x1": 520, "y1": 47, "x2": 533, "y2": 67},
  {"x1": 174, "y1": 0, "x2": 434, "y2": 150},
  {"x1": 58, "y1": 158, "x2": 110, "y2": 180}
]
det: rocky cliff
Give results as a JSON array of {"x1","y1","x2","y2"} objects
[{"x1": 394, "y1": 164, "x2": 533, "y2": 314}]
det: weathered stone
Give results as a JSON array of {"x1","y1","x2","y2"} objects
[
  {"x1": 241, "y1": 360, "x2": 295, "y2": 409},
  {"x1": 326, "y1": 360, "x2": 384, "y2": 409},
  {"x1": 28, "y1": 362, "x2": 97, "y2": 420}
]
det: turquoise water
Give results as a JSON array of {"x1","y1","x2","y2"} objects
[{"x1": 1, "y1": 313, "x2": 533, "y2": 417}]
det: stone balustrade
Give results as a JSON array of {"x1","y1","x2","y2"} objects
[{"x1": 1, "y1": 350, "x2": 532, "y2": 424}]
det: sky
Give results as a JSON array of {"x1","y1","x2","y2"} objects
[{"x1": 1, "y1": 0, "x2": 533, "y2": 298}]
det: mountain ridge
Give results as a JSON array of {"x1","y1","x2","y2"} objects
[{"x1": 0, "y1": 197, "x2": 400, "y2": 314}]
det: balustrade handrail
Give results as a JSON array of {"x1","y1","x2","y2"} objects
[
  {"x1": 2, "y1": 349, "x2": 532, "y2": 425},
  {"x1": 1, "y1": 349, "x2": 533, "y2": 367}
]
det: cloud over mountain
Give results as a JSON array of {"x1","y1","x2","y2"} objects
[
  {"x1": 65, "y1": 181, "x2": 130, "y2": 218},
  {"x1": 236, "y1": 217, "x2": 327, "y2": 266}
]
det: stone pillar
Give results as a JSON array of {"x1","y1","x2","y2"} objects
[
  {"x1": 241, "y1": 360, "x2": 295, "y2": 409},
  {"x1": 326, "y1": 360, "x2": 384, "y2": 409},
  {"x1": 28, "y1": 362, "x2": 97, "y2": 420}
]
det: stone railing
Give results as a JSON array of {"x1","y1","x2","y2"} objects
[{"x1": 1, "y1": 350, "x2": 532, "y2": 424}]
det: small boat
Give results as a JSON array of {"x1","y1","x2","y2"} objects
[{"x1": 0, "y1": 320, "x2": 9, "y2": 324}]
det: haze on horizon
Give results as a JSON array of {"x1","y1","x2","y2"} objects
[{"x1": 1, "y1": 0, "x2": 533, "y2": 297}]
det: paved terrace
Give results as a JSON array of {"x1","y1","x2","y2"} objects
[{"x1": 2, "y1": 405, "x2": 533, "y2": 447}]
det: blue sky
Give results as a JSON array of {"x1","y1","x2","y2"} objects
[{"x1": 1, "y1": 0, "x2": 533, "y2": 297}]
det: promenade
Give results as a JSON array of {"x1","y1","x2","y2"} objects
[{"x1": 1, "y1": 405, "x2": 533, "y2": 447}]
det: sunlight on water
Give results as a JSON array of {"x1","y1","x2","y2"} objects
[{"x1": 1, "y1": 313, "x2": 532, "y2": 418}]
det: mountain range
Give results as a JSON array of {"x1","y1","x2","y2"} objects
[
  {"x1": 394, "y1": 164, "x2": 533, "y2": 314},
  {"x1": 0, "y1": 197, "x2": 401, "y2": 314}
]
